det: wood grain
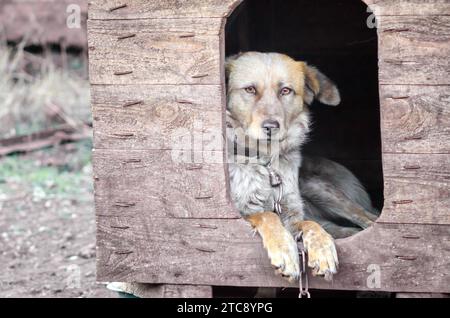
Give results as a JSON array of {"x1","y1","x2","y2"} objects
[
  {"x1": 108, "y1": 283, "x2": 212, "y2": 298},
  {"x1": 380, "y1": 85, "x2": 450, "y2": 154},
  {"x1": 381, "y1": 153, "x2": 450, "y2": 225},
  {"x1": 87, "y1": 20, "x2": 222, "y2": 85},
  {"x1": 97, "y1": 217, "x2": 450, "y2": 293},
  {"x1": 396, "y1": 292, "x2": 449, "y2": 298},
  {"x1": 363, "y1": 0, "x2": 450, "y2": 16},
  {"x1": 92, "y1": 84, "x2": 224, "y2": 150},
  {"x1": 88, "y1": 7, "x2": 450, "y2": 86},
  {"x1": 88, "y1": 0, "x2": 239, "y2": 19},
  {"x1": 378, "y1": 16, "x2": 450, "y2": 85},
  {"x1": 88, "y1": 18, "x2": 222, "y2": 36},
  {"x1": 88, "y1": 0, "x2": 450, "y2": 20},
  {"x1": 89, "y1": 0, "x2": 450, "y2": 293},
  {"x1": 93, "y1": 149, "x2": 236, "y2": 219}
]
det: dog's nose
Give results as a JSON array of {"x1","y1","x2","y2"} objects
[{"x1": 262, "y1": 120, "x2": 280, "y2": 135}]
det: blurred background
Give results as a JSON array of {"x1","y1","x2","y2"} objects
[{"x1": 0, "y1": 0, "x2": 117, "y2": 297}]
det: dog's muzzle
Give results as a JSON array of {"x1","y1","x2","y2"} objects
[{"x1": 262, "y1": 119, "x2": 280, "y2": 138}]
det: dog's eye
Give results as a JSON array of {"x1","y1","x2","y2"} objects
[
  {"x1": 244, "y1": 86, "x2": 257, "y2": 95},
  {"x1": 280, "y1": 87, "x2": 292, "y2": 96}
]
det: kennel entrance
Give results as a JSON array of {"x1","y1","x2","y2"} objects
[
  {"x1": 89, "y1": 0, "x2": 450, "y2": 296},
  {"x1": 226, "y1": 0, "x2": 384, "y2": 218}
]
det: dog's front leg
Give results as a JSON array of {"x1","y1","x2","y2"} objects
[
  {"x1": 282, "y1": 191, "x2": 339, "y2": 281},
  {"x1": 295, "y1": 220, "x2": 339, "y2": 281},
  {"x1": 246, "y1": 212, "x2": 300, "y2": 282}
]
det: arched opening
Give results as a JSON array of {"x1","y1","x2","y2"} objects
[{"x1": 225, "y1": 0, "x2": 383, "y2": 237}]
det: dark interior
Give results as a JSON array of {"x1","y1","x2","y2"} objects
[{"x1": 225, "y1": 0, "x2": 384, "y2": 211}]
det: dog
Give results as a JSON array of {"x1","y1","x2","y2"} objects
[
  {"x1": 108, "y1": 51, "x2": 379, "y2": 297},
  {"x1": 225, "y1": 52, "x2": 378, "y2": 282}
]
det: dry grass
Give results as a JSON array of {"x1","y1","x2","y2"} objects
[
  {"x1": 0, "y1": 41, "x2": 114, "y2": 297},
  {"x1": 0, "y1": 42, "x2": 91, "y2": 138}
]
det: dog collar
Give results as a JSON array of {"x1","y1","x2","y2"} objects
[{"x1": 227, "y1": 124, "x2": 284, "y2": 214}]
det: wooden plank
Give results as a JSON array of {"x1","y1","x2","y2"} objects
[
  {"x1": 87, "y1": 18, "x2": 222, "y2": 36},
  {"x1": 378, "y1": 16, "x2": 450, "y2": 85},
  {"x1": 380, "y1": 85, "x2": 450, "y2": 154},
  {"x1": 87, "y1": 19, "x2": 222, "y2": 85},
  {"x1": 88, "y1": 0, "x2": 240, "y2": 19},
  {"x1": 396, "y1": 292, "x2": 449, "y2": 298},
  {"x1": 107, "y1": 283, "x2": 212, "y2": 298},
  {"x1": 0, "y1": 129, "x2": 91, "y2": 157},
  {"x1": 89, "y1": 0, "x2": 450, "y2": 20},
  {"x1": 380, "y1": 153, "x2": 450, "y2": 225},
  {"x1": 87, "y1": 8, "x2": 450, "y2": 86},
  {"x1": 364, "y1": 0, "x2": 450, "y2": 16},
  {"x1": 97, "y1": 217, "x2": 450, "y2": 293},
  {"x1": 0, "y1": 125, "x2": 74, "y2": 147},
  {"x1": 93, "y1": 149, "x2": 235, "y2": 219},
  {"x1": 148, "y1": 284, "x2": 212, "y2": 298},
  {"x1": 91, "y1": 84, "x2": 224, "y2": 151}
]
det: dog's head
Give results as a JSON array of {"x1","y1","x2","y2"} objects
[{"x1": 225, "y1": 52, "x2": 340, "y2": 151}]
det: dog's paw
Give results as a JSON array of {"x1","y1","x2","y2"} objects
[
  {"x1": 301, "y1": 224, "x2": 338, "y2": 281},
  {"x1": 264, "y1": 228, "x2": 300, "y2": 282}
]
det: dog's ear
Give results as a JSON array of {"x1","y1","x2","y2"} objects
[
  {"x1": 303, "y1": 65, "x2": 340, "y2": 106},
  {"x1": 225, "y1": 53, "x2": 243, "y2": 84}
]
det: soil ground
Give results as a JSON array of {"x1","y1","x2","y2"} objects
[{"x1": 0, "y1": 141, "x2": 118, "y2": 298}]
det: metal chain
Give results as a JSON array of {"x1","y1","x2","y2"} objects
[
  {"x1": 266, "y1": 160, "x2": 310, "y2": 298},
  {"x1": 298, "y1": 238, "x2": 310, "y2": 298},
  {"x1": 266, "y1": 162, "x2": 283, "y2": 215},
  {"x1": 274, "y1": 182, "x2": 283, "y2": 215}
]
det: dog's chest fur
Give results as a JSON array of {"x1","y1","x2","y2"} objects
[{"x1": 228, "y1": 151, "x2": 304, "y2": 218}]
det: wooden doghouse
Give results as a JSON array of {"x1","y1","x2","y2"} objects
[{"x1": 88, "y1": 0, "x2": 450, "y2": 297}]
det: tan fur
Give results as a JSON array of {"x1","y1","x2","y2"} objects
[
  {"x1": 304, "y1": 65, "x2": 320, "y2": 96},
  {"x1": 246, "y1": 212, "x2": 300, "y2": 282},
  {"x1": 296, "y1": 221, "x2": 338, "y2": 280},
  {"x1": 226, "y1": 52, "x2": 309, "y2": 142}
]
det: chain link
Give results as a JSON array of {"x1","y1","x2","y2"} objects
[
  {"x1": 267, "y1": 161, "x2": 310, "y2": 298},
  {"x1": 266, "y1": 162, "x2": 283, "y2": 215},
  {"x1": 298, "y1": 239, "x2": 310, "y2": 298}
]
